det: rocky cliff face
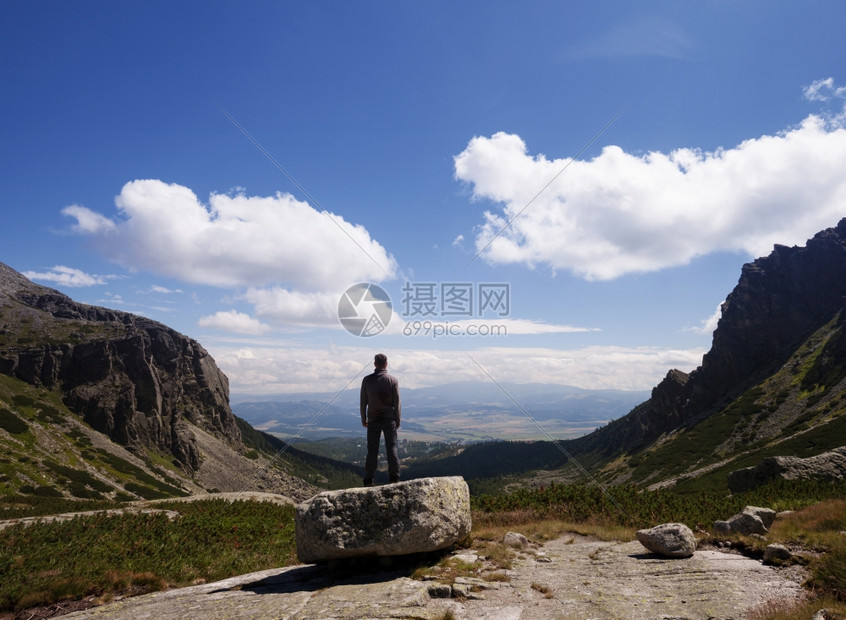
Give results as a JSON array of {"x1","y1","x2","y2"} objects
[
  {"x1": 0, "y1": 261, "x2": 240, "y2": 473},
  {"x1": 691, "y1": 219, "x2": 846, "y2": 411},
  {"x1": 576, "y1": 218, "x2": 846, "y2": 455},
  {"x1": 577, "y1": 369, "x2": 690, "y2": 455}
]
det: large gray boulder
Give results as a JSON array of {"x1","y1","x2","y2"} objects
[
  {"x1": 728, "y1": 447, "x2": 846, "y2": 493},
  {"x1": 714, "y1": 506, "x2": 776, "y2": 536},
  {"x1": 295, "y1": 476, "x2": 471, "y2": 563},
  {"x1": 745, "y1": 506, "x2": 777, "y2": 529},
  {"x1": 636, "y1": 523, "x2": 696, "y2": 558},
  {"x1": 763, "y1": 543, "x2": 793, "y2": 565}
]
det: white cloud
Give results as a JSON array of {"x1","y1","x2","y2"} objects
[
  {"x1": 63, "y1": 179, "x2": 397, "y2": 290},
  {"x1": 61, "y1": 204, "x2": 117, "y2": 234},
  {"x1": 685, "y1": 303, "x2": 723, "y2": 335},
  {"x1": 23, "y1": 265, "x2": 114, "y2": 287},
  {"x1": 151, "y1": 285, "x2": 182, "y2": 294},
  {"x1": 207, "y1": 343, "x2": 705, "y2": 396},
  {"x1": 804, "y1": 77, "x2": 846, "y2": 102},
  {"x1": 198, "y1": 310, "x2": 271, "y2": 335},
  {"x1": 243, "y1": 287, "x2": 340, "y2": 328},
  {"x1": 455, "y1": 113, "x2": 846, "y2": 280}
]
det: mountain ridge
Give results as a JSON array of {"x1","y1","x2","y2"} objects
[
  {"x1": 0, "y1": 261, "x2": 323, "y2": 501},
  {"x1": 574, "y1": 218, "x2": 846, "y2": 458},
  {"x1": 403, "y1": 219, "x2": 846, "y2": 492}
]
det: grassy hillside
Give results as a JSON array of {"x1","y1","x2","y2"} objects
[
  {"x1": 0, "y1": 373, "x2": 191, "y2": 502},
  {"x1": 610, "y1": 311, "x2": 846, "y2": 493},
  {"x1": 388, "y1": 312, "x2": 846, "y2": 495},
  {"x1": 0, "y1": 371, "x2": 366, "y2": 504},
  {"x1": 234, "y1": 417, "x2": 364, "y2": 489}
]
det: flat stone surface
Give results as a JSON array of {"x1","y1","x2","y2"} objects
[{"x1": 64, "y1": 533, "x2": 805, "y2": 619}]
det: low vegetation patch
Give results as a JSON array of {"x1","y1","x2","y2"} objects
[
  {"x1": 0, "y1": 408, "x2": 29, "y2": 435},
  {"x1": 2, "y1": 478, "x2": 845, "y2": 615},
  {"x1": 0, "y1": 498, "x2": 296, "y2": 614},
  {"x1": 471, "y1": 478, "x2": 846, "y2": 530}
]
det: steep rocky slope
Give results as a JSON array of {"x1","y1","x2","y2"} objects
[
  {"x1": 578, "y1": 219, "x2": 846, "y2": 459},
  {"x1": 0, "y1": 261, "x2": 237, "y2": 471},
  {"x1": 0, "y1": 261, "x2": 318, "y2": 501},
  {"x1": 569, "y1": 219, "x2": 846, "y2": 489},
  {"x1": 404, "y1": 219, "x2": 846, "y2": 492}
]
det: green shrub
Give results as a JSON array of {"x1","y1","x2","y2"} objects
[
  {"x1": 11, "y1": 395, "x2": 34, "y2": 409},
  {"x1": 0, "y1": 408, "x2": 28, "y2": 434},
  {"x1": 68, "y1": 481, "x2": 104, "y2": 500},
  {"x1": 33, "y1": 486, "x2": 62, "y2": 498},
  {"x1": 123, "y1": 483, "x2": 171, "y2": 500},
  {"x1": 35, "y1": 406, "x2": 64, "y2": 424},
  {"x1": 97, "y1": 451, "x2": 186, "y2": 497},
  {"x1": 43, "y1": 462, "x2": 113, "y2": 493}
]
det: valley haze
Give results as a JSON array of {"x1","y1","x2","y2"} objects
[{"x1": 232, "y1": 381, "x2": 649, "y2": 441}]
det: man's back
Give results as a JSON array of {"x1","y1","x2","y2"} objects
[{"x1": 360, "y1": 368, "x2": 401, "y2": 422}]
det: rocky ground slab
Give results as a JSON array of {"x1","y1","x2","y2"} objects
[{"x1": 61, "y1": 532, "x2": 805, "y2": 619}]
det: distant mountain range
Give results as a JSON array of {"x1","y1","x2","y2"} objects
[{"x1": 232, "y1": 382, "x2": 649, "y2": 441}]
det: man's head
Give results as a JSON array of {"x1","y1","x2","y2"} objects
[{"x1": 374, "y1": 353, "x2": 388, "y2": 369}]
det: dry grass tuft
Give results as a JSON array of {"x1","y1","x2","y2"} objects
[
  {"x1": 771, "y1": 499, "x2": 846, "y2": 545},
  {"x1": 531, "y1": 582, "x2": 554, "y2": 599},
  {"x1": 745, "y1": 596, "x2": 846, "y2": 620},
  {"x1": 470, "y1": 513, "x2": 635, "y2": 546}
]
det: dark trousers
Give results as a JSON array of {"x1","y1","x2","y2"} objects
[{"x1": 364, "y1": 417, "x2": 400, "y2": 484}]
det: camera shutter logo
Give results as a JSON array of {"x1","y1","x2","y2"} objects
[{"x1": 338, "y1": 283, "x2": 393, "y2": 337}]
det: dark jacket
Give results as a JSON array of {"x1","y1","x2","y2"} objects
[{"x1": 360, "y1": 368, "x2": 401, "y2": 426}]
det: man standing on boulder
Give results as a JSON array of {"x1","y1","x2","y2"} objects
[{"x1": 361, "y1": 353, "x2": 401, "y2": 486}]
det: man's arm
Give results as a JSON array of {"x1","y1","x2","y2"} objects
[
  {"x1": 393, "y1": 378, "x2": 401, "y2": 428},
  {"x1": 360, "y1": 379, "x2": 368, "y2": 427}
]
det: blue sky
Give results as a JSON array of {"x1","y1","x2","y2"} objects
[{"x1": 3, "y1": 2, "x2": 846, "y2": 399}]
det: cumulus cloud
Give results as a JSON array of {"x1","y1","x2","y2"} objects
[
  {"x1": 243, "y1": 287, "x2": 340, "y2": 328},
  {"x1": 207, "y1": 343, "x2": 705, "y2": 396},
  {"x1": 63, "y1": 179, "x2": 397, "y2": 290},
  {"x1": 198, "y1": 310, "x2": 271, "y2": 335},
  {"x1": 23, "y1": 265, "x2": 115, "y2": 287},
  {"x1": 455, "y1": 112, "x2": 846, "y2": 280}
]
